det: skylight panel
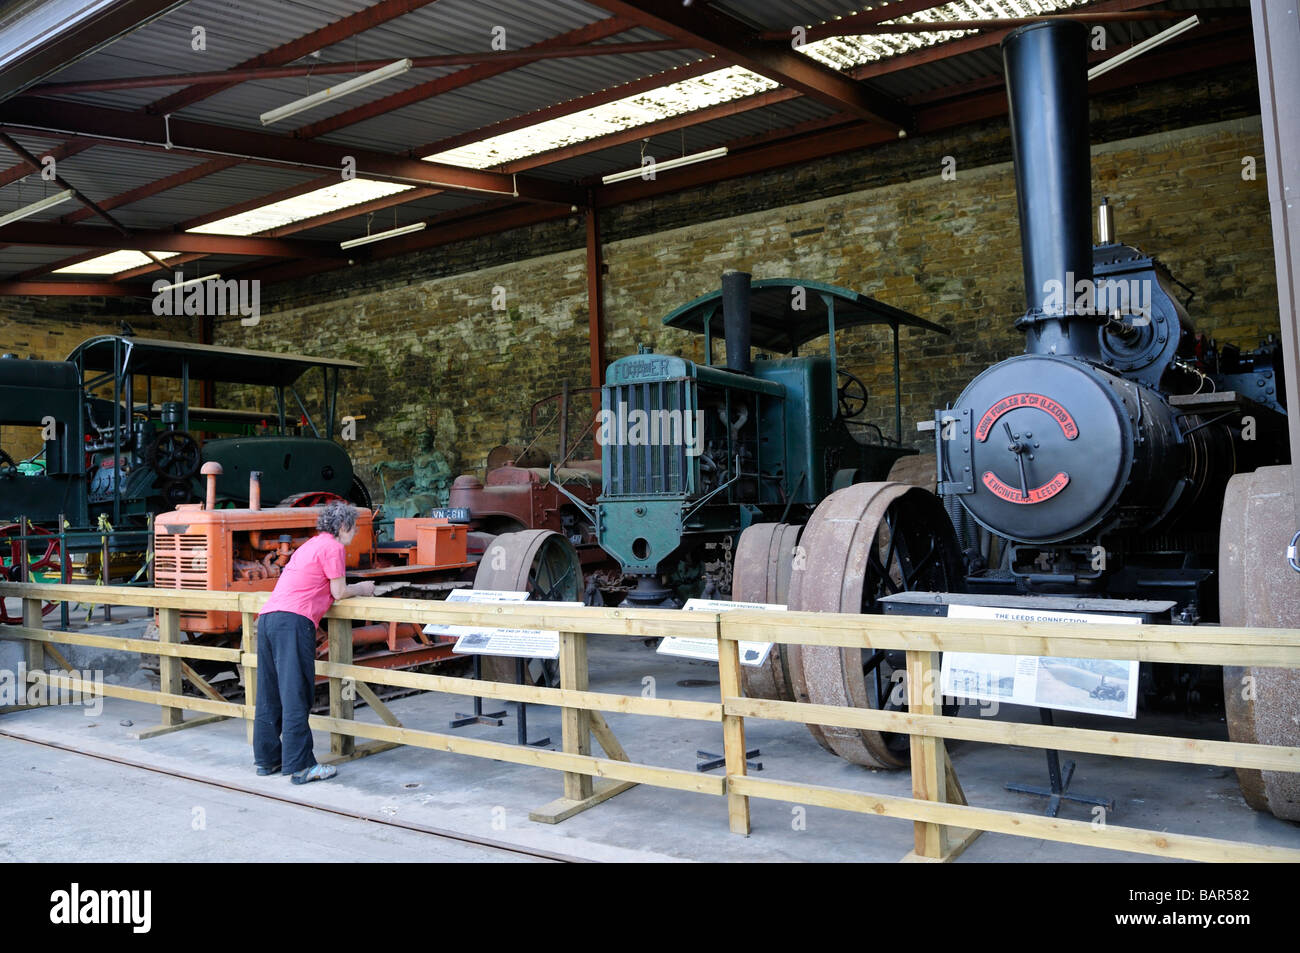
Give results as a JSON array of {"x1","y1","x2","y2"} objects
[
  {"x1": 187, "y1": 178, "x2": 413, "y2": 236},
  {"x1": 55, "y1": 250, "x2": 179, "y2": 275}
]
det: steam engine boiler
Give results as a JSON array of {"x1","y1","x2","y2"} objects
[{"x1": 934, "y1": 19, "x2": 1288, "y2": 621}]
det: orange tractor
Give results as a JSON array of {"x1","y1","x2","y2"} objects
[{"x1": 153, "y1": 463, "x2": 479, "y2": 683}]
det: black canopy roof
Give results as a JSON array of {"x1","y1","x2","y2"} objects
[
  {"x1": 67, "y1": 336, "x2": 361, "y2": 387},
  {"x1": 662, "y1": 278, "x2": 949, "y2": 353}
]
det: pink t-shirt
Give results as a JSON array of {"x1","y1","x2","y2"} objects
[{"x1": 260, "y1": 533, "x2": 347, "y2": 628}]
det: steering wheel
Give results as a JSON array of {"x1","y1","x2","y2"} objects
[
  {"x1": 146, "y1": 430, "x2": 201, "y2": 480},
  {"x1": 837, "y1": 370, "x2": 869, "y2": 419}
]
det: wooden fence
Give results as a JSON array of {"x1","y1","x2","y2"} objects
[{"x1": 2, "y1": 581, "x2": 1298, "y2": 862}]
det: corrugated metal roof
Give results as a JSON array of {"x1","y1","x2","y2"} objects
[{"x1": 0, "y1": 0, "x2": 1254, "y2": 286}]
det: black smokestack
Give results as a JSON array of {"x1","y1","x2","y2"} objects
[
  {"x1": 722, "y1": 269, "x2": 752, "y2": 374},
  {"x1": 1002, "y1": 20, "x2": 1098, "y2": 358}
]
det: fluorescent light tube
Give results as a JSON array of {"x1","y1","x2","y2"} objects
[
  {"x1": 339, "y1": 221, "x2": 426, "y2": 249},
  {"x1": 601, "y1": 147, "x2": 728, "y2": 185},
  {"x1": 260, "y1": 58, "x2": 413, "y2": 126},
  {"x1": 155, "y1": 273, "x2": 221, "y2": 292},
  {"x1": 0, "y1": 188, "x2": 75, "y2": 227},
  {"x1": 1088, "y1": 17, "x2": 1200, "y2": 81}
]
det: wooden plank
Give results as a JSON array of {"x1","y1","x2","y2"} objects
[
  {"x1": 729, "y1": 775, "x2": 1300, "y2": 863},
  {"x1": 0, "y1": 626, "x2": 242, "y2": 662},
  {"x1": 327, "y1": 616, "x2": 353, "y2": 758},
  {"x1": 354, "y1": 679, "x2": 402, "y2": 727},
  {"x1": 157, "y1": 607, "x2": 182, "y2": 728},
  {"x1": 559, "y1": 630, "x2": 593, "y2": 801},
  {"x1": 179, "y1": 660, "x2": 228, "y2": 704},
  {"x1": 21, "y1": 598, "x2": 44, "y2": 671},
  {"x1": 241, "y1": 611, "x2": 256, "y2": 745},
  {"x1": 719, "y1": 613, "x2": 1300, "y2": 665},
  {"x1": 43, "y1": 643, "x2": 75, "y2": 674},
  {"x1": 130, "y1": 713, "x2": 229, "y2": 740},
  {"x1": 312, "y1": 658, "x2": 720, "y2": 721},
  {"x1": 530, "y1": 780, "x2": 637, "y2": 824},
  {"x1": 900, "y1": 826, "x2": 982, "y2": 863},
  {"x1": 945, "y1": 749, "x2": 968, "y2": 807},
  {"x1": 311, "y1": 714, "x2": 725, "y2": 795},
  {"x1": 30, "y1": 670, "x2": 245, "y2": 719},
  {"x1": 906, "y1": 650, "x2": 949, "y2": 858},
  {"x1": 717, "y1": 627, "x2": 751, "y2": 836},
  {"x1": 320, "y1": 740, "x2": 401, "y2": 766},
  {"x1": 724, "y1": 697, "x2": 1300, "y2": 774},
  {"x1": 0, "y1": 583, "x2": 242, "y2": 610},
  {"x1": 589, "y1": 711, "x2": 630, "y2": 761}
]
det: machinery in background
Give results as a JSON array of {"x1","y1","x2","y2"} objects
[
  {"x1": 561, "y1": 272, "x2": 950, "y2": 612},
  {"x1": 1, "y1": 336, "x2": 371, "y2": 620}
]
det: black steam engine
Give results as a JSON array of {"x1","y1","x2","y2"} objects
[{"x1": 935, "y1": 20, "x2": 1288, "y2": 622}]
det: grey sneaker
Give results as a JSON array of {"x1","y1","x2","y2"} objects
[{"x1": 291, "y1": 764, "x2": 337, "y2": 785}]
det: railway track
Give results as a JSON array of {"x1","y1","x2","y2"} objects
[{"x1": 0, "y1": 728, "x2": 584, "y2": 863}]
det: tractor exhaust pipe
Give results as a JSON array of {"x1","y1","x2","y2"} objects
[
  {"x1": 249, "y1": 470, "x2": 262, "y2": 511},
  {"x1": 200, "y1": 462, "x2": 222, "y2": 511},
  {"x1": 722, "y1": 269, "x2": 753, "y2": 375},
  {"x1": 1002, "y1": 20, "x2": 1099, "y2": 358}
]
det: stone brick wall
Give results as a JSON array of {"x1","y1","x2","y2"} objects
[{"x1": 1, "y1": 66, "x2": 1279, "y2": 500}]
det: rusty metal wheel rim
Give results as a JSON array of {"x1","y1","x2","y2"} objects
[
  {"x1": 732, "y1": 522, "x2": 802, "y2": 702},
  {"x1": 788, "y1": 482, "x2": 964, "y2": 768},
  {"x1": 473, "y1": 530, "x2": 581, "y2": 686}
]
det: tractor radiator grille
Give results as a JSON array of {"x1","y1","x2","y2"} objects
[
  {"x1": 154, "y1": 534, "x2": 212, "y2": 626},
  {"x1": 603, "y1": 380, "x2": 692, "y2": 498}
]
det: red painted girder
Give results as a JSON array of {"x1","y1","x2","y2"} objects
[
  {"x1": 145, "y1": 0, "x2": 447, "y2": 116},
  {"x1": 584, "y1": 0, "x2": 910, "y2": 129},
  {"x1": 0, "y1": 221, "x2": 347, "y2": 257},
  {"x1": 36, "y1": 41, "x2": 688, "y2": 95},
  {"x1": 0, "y1": 96, "x2": 582, "y2": 206},
  {"x1": 294, "y1": 17, "x2": 637, "y2": 141}
]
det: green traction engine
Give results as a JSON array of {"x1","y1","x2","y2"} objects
[{"x1": 557, "y1": 271, "x2": 949, "y2": 608}]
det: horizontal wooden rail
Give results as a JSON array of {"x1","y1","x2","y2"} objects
[
  {"x1": 1, "y1": 582, "x2": 242, "y2": 611},
  {"x1": 1, "y1": 625, "x2": 243, "y2": 663},
  {"x1": 719, "y1": 613, "x2": 1300, "y2": 667},
  {"x1": 729, "y1": 775, "x2": 1300, "y2": 863},
  {"x1": 726, "y1": 696, "x2": 1300, "y2": 773},
  {"x1": 31, "y1": 670, "x2": 246, "y2": 720},
  {"x1": 311, "y1": 715, "x2": 724, "y2": 795},
  {"x1": 312, "y1": 658, "x2": 722, "y2": 721}
]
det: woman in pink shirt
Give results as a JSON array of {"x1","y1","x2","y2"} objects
[{"x1": 253, "y1": 502, "x2": 375, "y2": 783}]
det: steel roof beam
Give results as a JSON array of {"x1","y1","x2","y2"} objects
[
  {"x1": 0, "y1": 96, "x2": 582, "y2": 206},
  {"x1": 0, "y1": 221, "x2": 346, "y2": 257},
  {"x1": 584, "y1": 0, "x2": 911, "y2": 130}
]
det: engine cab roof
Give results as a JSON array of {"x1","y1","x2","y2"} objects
[
  {"x1": 661, "y1": 278, "x2": 949, "y2": 354},
  {"x1": 67, "y1": 335, "x2": 361, "y2": 387}
]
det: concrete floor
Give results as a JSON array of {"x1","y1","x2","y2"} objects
[{"x1": 2, "y1": 604, "x2": 1299, "y2": 863}]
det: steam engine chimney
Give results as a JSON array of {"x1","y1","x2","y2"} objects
[
  {"x1": 1002, "y1": 20, "x2": 1098, "y2": 358},
  {"x1": 721, "y1": 269, "x2": 753, "y2": 375}
]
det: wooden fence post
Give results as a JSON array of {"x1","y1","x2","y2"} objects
[
  {"x1": 559, "y1": 629, "x2": 593, "y2": 801},
  {"x1": 157, "y1": 607, "x2": 182, "y2": 727},
  {"x1": 328, "y1": 616, "x2": 354, "y2": 757},
  {"x1": 241, "y1": 611, "x2": 257, "y2": 743},
  {"x1": 22, "y1": 596, "x2": 45, "y2": 672},
  {"x1": 717, "y1": 625, "x2": 751, "y2": 835}
]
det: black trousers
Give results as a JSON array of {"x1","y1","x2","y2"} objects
[{"x1": 252, "y1": 611, "x2": 318, "y2": 774}]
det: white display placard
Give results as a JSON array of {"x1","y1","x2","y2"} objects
[
  {"x1": 939, "y1": 603, "x2": 1140, "y2": 719},
  {"x1": 656, "y1": 599, "x2": 784, "y2": 667},
  {"x1": 422, "y1": 590, "x2": 582, "y2": 660}
]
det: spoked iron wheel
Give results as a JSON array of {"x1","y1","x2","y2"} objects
[
  {"x1": 472, "y1": 529, "x2": 582, "y2": 687},
  {"x1": 731, "y1": 522, "x2": 802, "y2": 701},
  {"x1": 279, "y1": 490, "x2": 347, "y2": 507},
  {"x1": 1219, "y1": 466, "x2": 1300, "y2": 820},
  {"x1": 787, "y1": 482, "x2": 965, "y2": 768},
  {"x1": 0, "y1": 521, "x2": 62, "y2": 624}
]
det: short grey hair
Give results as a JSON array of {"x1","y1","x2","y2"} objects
[{"x1": 317, "y1": 501, "x2": 358, "y2": 536}]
